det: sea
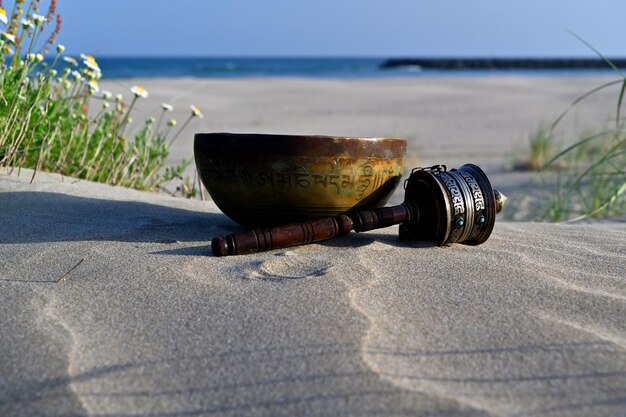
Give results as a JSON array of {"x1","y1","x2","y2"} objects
[{"x1": 59, "y1": 57, "x2": 623, "y2": 79}]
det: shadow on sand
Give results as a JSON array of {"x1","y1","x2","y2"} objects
[{"x1": 0, "y1": 191, "x2": 232, "y2": 245}]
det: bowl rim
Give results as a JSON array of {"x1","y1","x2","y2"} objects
[{"x1": 194, "y1": 132, "x2": 407, "y2": 143}]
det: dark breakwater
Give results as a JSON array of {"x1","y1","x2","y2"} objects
[{"x1": 380, "y1": 57, "x2": 626, "y2": 71}]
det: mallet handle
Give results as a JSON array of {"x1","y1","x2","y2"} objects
[
  {"x1": 211, "y1": 214, "x2": 354, "y2": 256},
  {"x1": 211, "y1": 204, "x2": 415, "y2": 257}
]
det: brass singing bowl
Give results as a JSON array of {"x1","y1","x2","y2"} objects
[{"x1": 194, "y1": 133, "x2": 407, "y2": 227}]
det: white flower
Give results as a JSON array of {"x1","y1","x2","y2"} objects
[
  {"x1": 102, "y1": 90, "x2": 112, "y2": 100},
  {"x1": 130, "y1": 85, "x2": 148, "y2": 98},
  {"x1": 87, "y1": 80, "x2": 99, "y2": 94},
  {"x1": 0, "y1": 8, "x2": 7, "y2": 25},
  {"x1": 71, "y1": 70, "x2": 82, "y2": 81},
  {"x1": 161, "y1": 103, "x2": 173, "y2": 111},
  {"x1": 83, "y1": 68, "x2": 101, "y2": 81},
  {"x1": 21, "y1": 19, "x2": 33, "y2": 29},
  {"x1": 32, "y1": 14, "x2": 46, "y2": 26},
  {"x1": 63, "y1": 56, "x2": 78, "y2": 66},
  {"x1": 1, "y1": 32, "x2": 16, "y2": 44},
  {"x1": 56, "y1": 44, "x2": 65, "y2": 54},
  {"x1": 82, "y1": 57, "x2": 99, "y2": 72},
  {"x1": 190, "y1": 105, "x2": 203, "y2": 118}
]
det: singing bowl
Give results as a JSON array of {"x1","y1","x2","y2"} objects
[{"x1": 194, "y1": 133, "x2": 407, "y2": 227}]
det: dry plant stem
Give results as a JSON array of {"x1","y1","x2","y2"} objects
[
  {"x1": 152, "y1": 109, "x2": 165, "y2": 141},
  {"x1": 168, "y1": 116, "x2": 192, "y2": 146},
  {"x1": 55, "y1": 258, "x2": 84, "y2": 283},
  {"x1": 6, "y1": 114, "x2": 33, "y2": 171},
  {"x1": 31, "y1": 121, "x2": 52, "y2": 183},
  {"x1": 198, "y1": 169, "x2": 206, "y2": 201},
  {"x1": 119, "y1": 95, "x2": 138, "y2": 134}
]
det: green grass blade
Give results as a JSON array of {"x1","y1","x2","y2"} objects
[
  {"x1": 544, "y1": 130, "x2": 615, "y2": 168},
  {"x1": 548, "y1": 79, "x2": 623, "y2": 133},
  {"x1": 564, "y1": 181, "x2": 626, "y2": 222},
  {"x1": 568, "y1": 30, "x2": 623, "y2": 76},
  {"x1": 571, "y1": 138, "x2": 626, "y2": 186},
  {"x1": 617, "y1": 78, "x2": 626, "y2": 129}
]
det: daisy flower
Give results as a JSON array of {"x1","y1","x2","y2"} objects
[
  {"x1": 32, "y1": 14, "x2": 46, "y2": 26},
  {"x1": 83, "y1": 59, "x2": 100, "y2": 72},
  {"x1": 161, "y1": 103, "x2": 173, "y2": 111},
  {"x1": 88, "y1": 80, "x2": 99, "y2": 94},
  {"x1": 1, "y1": 32, "x2": 16, "y2": 44},
  {"x1": 83, "y1": 68, "x2": 101, "y2": 81},
  {"x1": 81, "y1": 54, "x2": 100, "y2": 71},
  {"x1": 0, "y1": 8, "x2": 7, "y2": 25},
  {"x1": 63, "y1": 56, "x2": 78, "y2": 66},
  {"x1": 71, "y1": 70, "x2": 82, "y2": 81},
  {"x1": 130, "y1": 85, "x2": 148, "y2": 98},
  {"x1": 190, "y1": 105, "x2": 203, "y2": 118},
  {"x1": 21, "y1": 18, "x2": 33, "y2": 29}
]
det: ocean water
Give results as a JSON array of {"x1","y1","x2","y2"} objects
[
  {"x1": 94, "y1": 57, "x2": 388, "y2": 79},
  {"x1": 53, "y1": 57, "x2": 621, "y2": 79}
]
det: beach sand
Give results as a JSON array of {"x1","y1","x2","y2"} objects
[
  {"x1": 1, "y1": 76, "x2": 625, "y2": 416},
  {"x1": 99, "y1": 76, "x2": 618, "y2": 168}
]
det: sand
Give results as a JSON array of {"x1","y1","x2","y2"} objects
[
  {"x1": 98, "y1": 75, "x2": 619, "y2": 168},
  {"x1": 1, "y1": 76, "x2": 625, "y2": 416}
]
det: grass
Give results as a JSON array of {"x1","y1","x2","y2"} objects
[
  {"x1": 537, "y1": 46, "x2": 626, "y2": 221},
  {"x1": 0, "y1": 0, "x2": 201, "y2": 194},
  {"x1": 511, "y1": 127, "x2": 558, "y2": 171},
  {"x1": 541, "y1": 128, "x2": 625, "y2": 222}
]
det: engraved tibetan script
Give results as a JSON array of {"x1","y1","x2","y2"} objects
[{"x1": 204, "y1": 159, "x2": 397, "y2": 200}]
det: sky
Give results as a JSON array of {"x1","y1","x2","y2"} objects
[{"x1": 19, "y1": 0, "x2": 626, "y2": 57}]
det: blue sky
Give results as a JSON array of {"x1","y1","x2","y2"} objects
[{"x1": 46, "y1": 0, "x2": 626, "y2": 57}]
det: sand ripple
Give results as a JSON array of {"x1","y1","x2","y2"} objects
[{"x1": 343, "y1": 222, "x2": 626, "y2": 416}]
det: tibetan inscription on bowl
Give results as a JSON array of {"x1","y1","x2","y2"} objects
[{"x1": 202, "y1": 158, "x2": 400, "y2": 201}]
